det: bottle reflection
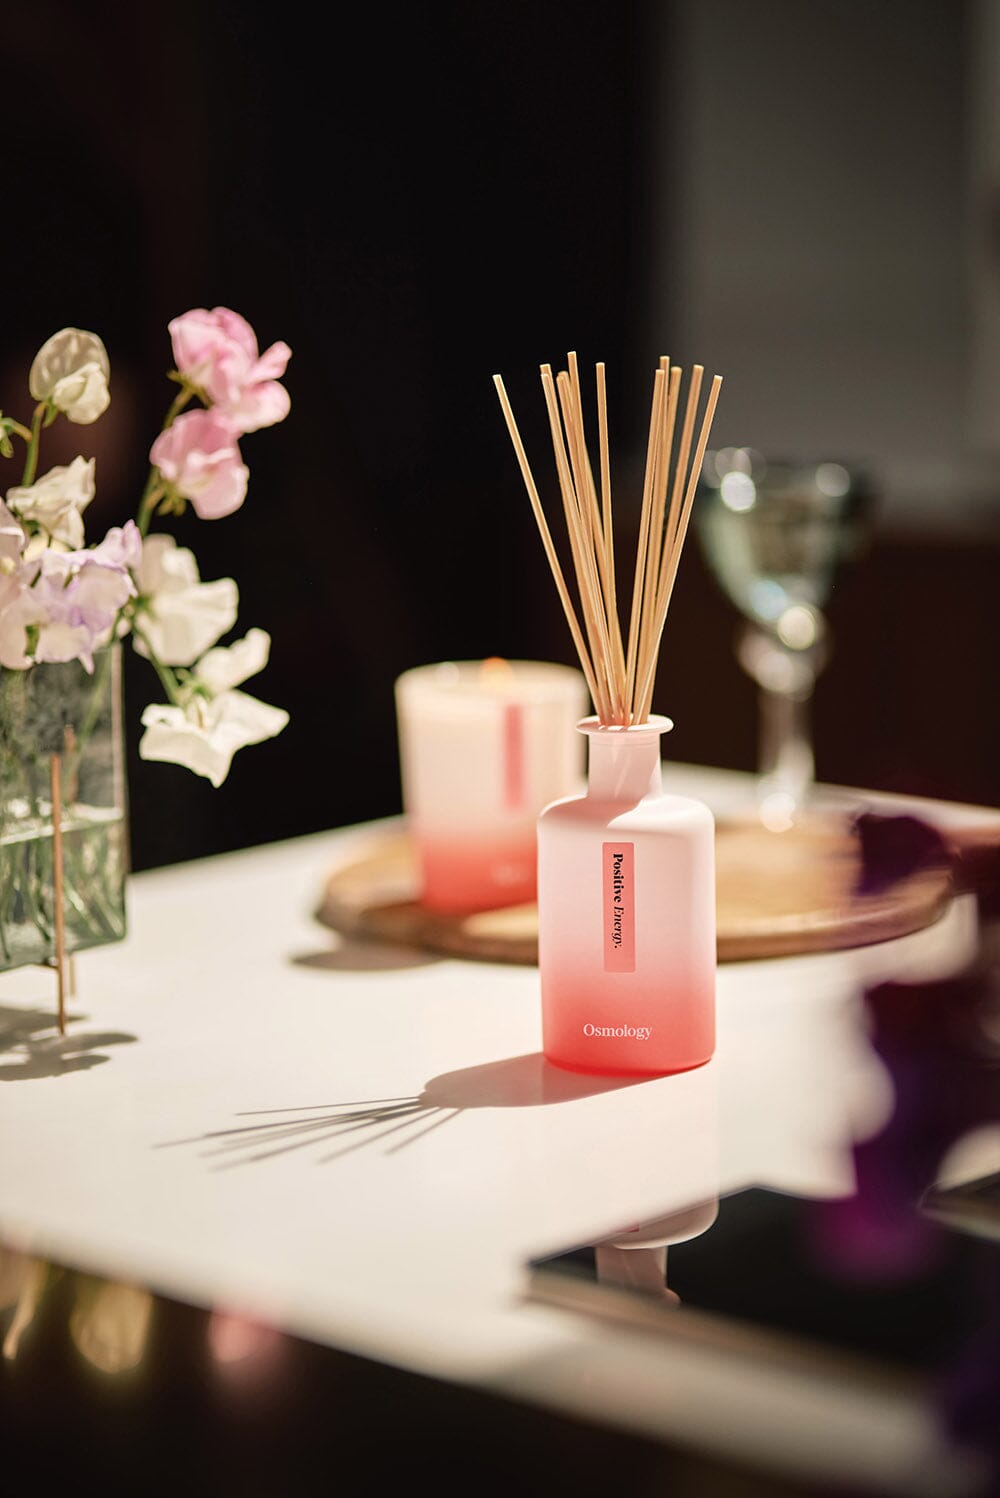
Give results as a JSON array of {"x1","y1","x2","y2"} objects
[{"x1": 592, "y1": 1198, "x2": 720, "y2": 1308}]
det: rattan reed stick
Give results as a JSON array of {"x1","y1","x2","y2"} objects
[
  {"x1": 492, "y1": 374, "x2": 602, "y2": 708},
  {"x1": 494, "y1": 354, "x2": 722, "y2": 728}
]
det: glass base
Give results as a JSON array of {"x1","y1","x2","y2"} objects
[
  {"x1": 0, "y1": 804, "x2": 128, "y2": 971},
  {"x1": 0, "y1": 646, "x2": 129, "y2": 973}
]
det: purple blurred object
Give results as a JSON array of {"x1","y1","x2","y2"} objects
[
  {"x1": 852, "y1": 810, "x2": 953, "y2": 896},
  {"x1": 817, "y1": 812, "x2": 1000, "y2": 1485},
  {"x1": 816, "y1": 957, "x2": 1000, "y2": 1283}
]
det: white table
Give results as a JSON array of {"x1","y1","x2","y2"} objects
[{"x1": 2, "y1": 765, "x2": 998, "y2": 1496}]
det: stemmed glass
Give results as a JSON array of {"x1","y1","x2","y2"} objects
[{"x1": 694, "y1": 449, "x2": 873, "y2": 831}]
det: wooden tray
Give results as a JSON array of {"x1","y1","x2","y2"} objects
[{"x1": 315, "y1": 813, "x2": 955, "y2": 964}]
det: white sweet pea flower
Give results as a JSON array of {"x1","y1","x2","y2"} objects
[
  {"x1": 193, "y1": 628, "x2": 271, "y2": 693},
  {"x1": 6, "y1": 456, "x2": 96, "y2": 550},
  {"x1": 134, "y1": 533, "x2": 238, "y2": 666},
  {"x1": 0, "y1": 499, "x2": 25, "y2": 567},
  {"x1": 29, "y1": 329, "x2": 110, "y2": 424},
  {"x1": 0, "y1": 573, "x2": 41, "y2": 669},
  {"x1": 0, "y1": 500, "x2": 39, "y2": 668},
  {"x1": 138, "y1": 691, "x2": 289, "y2": 788}
]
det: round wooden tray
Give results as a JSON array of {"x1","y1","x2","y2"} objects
[{"x1": 315, "y1": 813, "x2": 955, "y2": 964}]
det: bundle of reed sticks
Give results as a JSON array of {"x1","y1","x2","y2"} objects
[{"x1": 493, "y1": 354, "x2": 722, "y2": 726}]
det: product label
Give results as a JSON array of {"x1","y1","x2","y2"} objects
[
  {"x1": 583, "y1": 1023, "x2": 651, "y2": 1041},
  {"x1": 603, "y1": 842, "x2": 635, "y2": 972}
]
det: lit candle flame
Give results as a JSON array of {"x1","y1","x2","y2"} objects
[{"x1": 480, "y1": 656, "x2": 513, "y2": 685}]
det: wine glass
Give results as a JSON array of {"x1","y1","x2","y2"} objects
[{"x1": 694, "y1": 449, "x2": 874, "y2": 831}]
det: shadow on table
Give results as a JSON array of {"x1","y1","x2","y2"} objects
[
  {"x1": 158, "y1": 1052, "x2": 641, "y2": 1170},
  {"x1": 291, "y1": 936, "x2": 443, "y2": 972},
  {"x1": 0, "y1": 1004, "x2": 136, "y2": 1082}
]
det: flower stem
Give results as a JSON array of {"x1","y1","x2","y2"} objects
[
  {"x1": 20, "y1": 403, "x2": 47, "y2": 487},
  {"x1": 135, "y1": 381, "x2": 195, "y2": 538},
  {"x1": 162, "y1": 383, "x2": 195, "y2": 431},
  {"x1": 137, "y1": 480, "x2": 168, "y2": 538},
  {"x1": 131, "y1": 624, "x2": 183, "y2": 704}
]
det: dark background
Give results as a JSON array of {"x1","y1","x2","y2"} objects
[{"x1": 3, "y1": 0, "x2": 998, "y2": 873}]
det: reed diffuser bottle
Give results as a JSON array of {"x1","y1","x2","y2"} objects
[
  {"x1": 536, "y1": 715, "x2": 715, "y2": 1074},
  {"x1": 495, "y1": 351, "x2": 723, "y2": 1075}
]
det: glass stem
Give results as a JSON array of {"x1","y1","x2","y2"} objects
[{"x1": 756, "y1": 680, "x2": 815, "y2": 809}]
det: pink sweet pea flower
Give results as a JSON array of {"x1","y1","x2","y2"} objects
[
  {"x1": 150, "y1": 411, "x2": 249, "y2": 520},
  {"x1": 168, "y1": 307, "x2": 291, "y2": 433}
]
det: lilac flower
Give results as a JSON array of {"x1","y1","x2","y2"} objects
[{"x1": 32, "y1": 524, "x2": 139, "y2": 670}]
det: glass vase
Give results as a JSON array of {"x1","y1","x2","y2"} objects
[
  {"x1": 0, "y1": 644, "x2": 129, "y2": 973},
  {"x1": 536, "y1": 715, "x2": 716, "y2": 1076}
]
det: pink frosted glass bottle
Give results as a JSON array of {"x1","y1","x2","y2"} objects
[{"x1": 536, "y1": 715, "x2": 716, "y2": 1076}]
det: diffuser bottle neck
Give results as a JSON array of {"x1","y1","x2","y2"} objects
[{"x1": 581, "y1": 717, "x2": 672, "y2": 804}]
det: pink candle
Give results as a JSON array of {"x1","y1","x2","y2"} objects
[{"x1": 394, "y1": 659, "x2": 588, "y2": 914}]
